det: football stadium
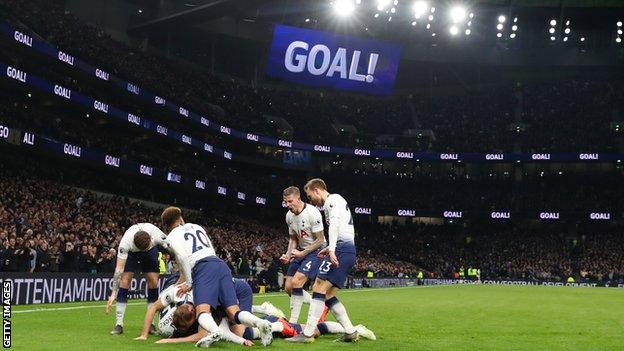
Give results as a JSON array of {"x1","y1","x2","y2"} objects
[{"x1": 1, "y1": 0, "x2": 624, "y2": 350}]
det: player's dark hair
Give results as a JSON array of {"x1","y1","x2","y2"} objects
[
  {"x1": 304, "y1": 178, "x2": 327, "y2": 192},
  {"x1": 172, "y1": 304, "x2": 195, "y2": 333},
  {"x1": 283, "y1": 186, "x2": 300, "y2": 197},
  {"x1": 160, "y1": 206, "x2": 182, "y2": 231},
  {"x1": 133, "y1": 231, "x2": 151, "y2": 251}
]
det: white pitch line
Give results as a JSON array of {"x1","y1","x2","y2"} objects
[{"x1": 13, "y1": 285, "x2": 447, "y2": 314}]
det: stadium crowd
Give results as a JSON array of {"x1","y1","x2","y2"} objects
[
  {"x1": 0, "y1": 167, "x2": 417, "y2": 285},
  {"x1": 1, "y1": 0, "x2": 622, "y2": 153},
  {"x1": 0, "y1": 162, "x2": 622, "y2": 285}
]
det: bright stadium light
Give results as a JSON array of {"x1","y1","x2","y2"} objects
[
  {"x1": 549, "y1": 28, "x2": 555, "y2": 34},
  {"x1": 426, "y1": 23, "x2": 431, "y2": 29},
  {"x1": 411, "y1": 21, "x2": 417, "y2": 26},
  {"x1": 450, "y1": 6, "x2": 466, "y2": 23},
  {"x1": 497, "y1": 23, "x2": 503, "y2": 30},
  {"x1": 512, "y1": 25, "x2": 518, "y2": 31},
  {"x1": 550, "y1": 19, "x2": 557, "y2": 26},
  {"x1": 430, "y1": 7, "x2": 436, "y2": 13},
  {"x1": 564, "y1": 28, "x2": 570, "y2": 34},
  {"x1": 617, "y1": 37, "x2": 622, "y2": 43},
  {"x1": 514, "y1": 17, "x2": 518, "y2": 23},
  {"x1": 334, "y1": 0, "x2": 355, "y2": 16},
  {"x1": 413, "y1": 1, "x2": 428, "y2": 18},
  {"x1": 498, "y1": 15, "x2": 506, "y2": 23},
  {"x1": 449, "y1": 25, "x2": 459, "y2": 35},
  {"x1": 465, "y1": 28, "x2": 471, "y2": 35},
  {"x1": 390, "y1": 7, "x2": 396, "y2": 13},
  {"x1": 510, "y1": 33, "x2": 516, "y2": 39},
  {"x1": 618, "y1": 21, "x2": 623, "y2": 27},
  {"x1": 563, "y1": 36, "x2": 568, "y2": 42},
  {"x1": 497, "y1": 32, "x2": 502, "y2": 38},
  {"x1": 618, "y1": 29, "x2": 623, "y2": 35},
  {"x1": 428, "y1": 14, "x2": 434, "y2": 21},
  {"x1": 374, "y1": 13, "x2": 380, "y2": 18},
  {"x1": 550, "y1": 36, "x2": 556, "y2": 41},
  {"x1": 580, "y1": 37, "x2": 585, "y2": 42},
  {"x1": 565, "y1": 20, "x2": 570, "y2": 26},
  {"x1": 377, "y1": 0, "x2": 391, "y2": 11}
]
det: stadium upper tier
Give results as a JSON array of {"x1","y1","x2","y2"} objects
[{"x1": 0, "y1": 0, "x2": 622, "y2": 156}]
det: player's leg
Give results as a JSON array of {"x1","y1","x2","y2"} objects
[
  {"x1": 325, "y1": 286, "x2": 357, "y2": 337},
  {"x1": 221, "y1": 270, "x2": 273, "y2": 346},
  {"x1": 286, "y1": 276, "x2": 331, "y2": 342},
  {"x1": 110, "y1": 257, "x2": 135, "y2": 334},
  {"x1": 320, "y1": 249, "x2": 358, "y2": 341},
  {"x1": 284, "y1": 275, "x2": 293, "y2": 296},
  {"x1": 251, "y1": 301, "x2": 286, "y2": 318},
  {"x1": 288, "y1": 272, "x2": 308, "y2": 323},
  {"x1": 140, "y1": 247, "x2": 161, "y2": 334},
  {"x1": 316, "y1": 321, "x2": 376, "y2": 340},
  {"x1": 192, "y1": 259, "x2": 227, "y2": 347}
]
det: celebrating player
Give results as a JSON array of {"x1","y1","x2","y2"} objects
[
  {"x1": 287, "y1": 178, "x2": 359, "y2": 343},
  {"x1": 105, "y1": 222, "x2": 168, "y2": 335},
  {"x1": 280, "y1": 186, "x2": 326, "y2": 323},
  {"x1": 160, "y1": 206, "x2": 273, "y2": 347}
]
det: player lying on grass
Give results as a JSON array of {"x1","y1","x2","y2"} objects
[
  {"x1": 134, "y1": 275, "x2": 284, "y2": 340},
  {"x1": 160, "y1": 306, "x2": 376, "y2": 346},
  {"x1": 160, "y1": 206, "x2": 274, "y2": 347},
  {"x1": 147, "y1": 276, "x2": 375, "y2": 346}
]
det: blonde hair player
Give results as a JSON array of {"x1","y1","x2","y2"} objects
[
  {"x1": 286, "y1": 178, "x2": 359, "y2": 343},
  {"x1": 280, "y1": 186, "x2": 327, "y2": 324}
]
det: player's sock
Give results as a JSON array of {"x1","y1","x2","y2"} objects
[
  {"x1": 302, "y1": 289, "x2": 312, "y2": 304},
  {"x1": 198, "y1": 312, "x2": 221, "y2": 334},
  {"x1": 115, "y1": 288, "x2": 128, "y2": 326},
  {"x1": 289, "y1": 287, "x2": 305, "y2": 323},
  {"x1": 243, "y1": 327, "x2": 256, "y2": 340},
  {"x1": 234, "y1": 310, "x2": 268, "y2": 328},
  {"x1": 146, "y1": 288, "x2": 158, "y2": 312},
  {"x1": 302, "y1": 292, "x2": 325, "y2": 337},
  {"x1": 271, "y1": 322, "x2": 284, "y2": 333},
  {"x1": 326, "y1": 297, "x2": 356, "y2": 334},
  {"x1": 317, "y1": 321, "x2": 345, "y2": 335}
]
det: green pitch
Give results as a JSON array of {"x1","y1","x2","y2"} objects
[{"x1": 10, "y1": 284, "x2": 623, "y2": 350}]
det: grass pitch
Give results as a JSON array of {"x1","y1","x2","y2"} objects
[{"x1": 10, "y1": 284, "x2": 623, "y2": 350}]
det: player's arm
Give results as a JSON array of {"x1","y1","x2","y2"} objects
[
  {"x1": 155, "y1": 329, "x2": 207, "y2": 344},
  {"x1": 280, "y1": 228, "x2": 298, "y2": 264},
  {"x1": 300, "y1": 209, "x2": 325, "y2": 255},
  {"x1": 166, "y1": 238, "x2": 193, "y2": 296},
  {"x1": 147, "y1": 224, "x2": 169, "y2": 250},
  {"x1": 105, "y1": 255, "x2": 127, "y2": 314},
  {"x1": 322, "y1": 197, "x2": 341, "y2": 267},
  {"x1": 172, "y1": 247, "x2": 193, "y2": 296},
  {"x1": 220, "y1": 319, "x2": 254, "y2": 346},
  {"x1": 300, "y1": 230, "x2": 325, "y2": 256},
  {"x1": 134, "y1": 299, "x2": 165, "y2": 340}
]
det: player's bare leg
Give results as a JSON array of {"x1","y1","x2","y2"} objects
[{"x1": 110, "y1": 272, "x2": 133, "y2": 335}]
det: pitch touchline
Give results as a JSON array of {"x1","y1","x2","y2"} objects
[{"x1": 14, "y1": 285, "x2": 442, "y2": 314}]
